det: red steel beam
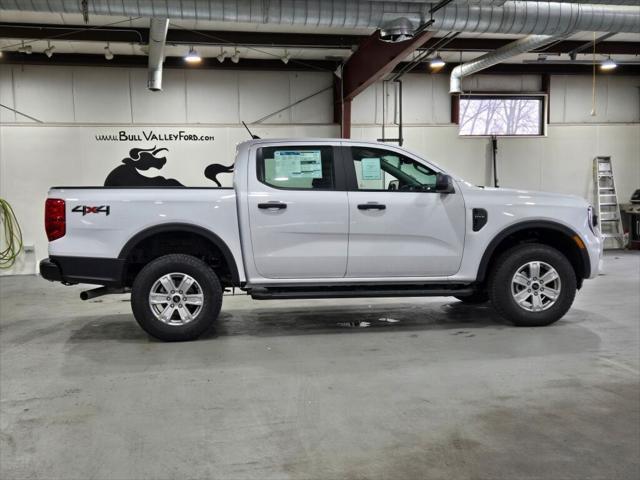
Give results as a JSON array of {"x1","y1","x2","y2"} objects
[
  {"x1": 341, "y1": 30, "x2": 435, "y2": 102},
  {"x1": 341, "y1": 99, "x2": 352, "y2": 139},
  {"x1": 338, "y1": 29, "x2": 434, "y2": 138}
]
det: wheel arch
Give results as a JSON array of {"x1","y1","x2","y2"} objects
[
  {"x1": 476, "y1": 220, "x2": 591, "y2": 285},
  {"x1": 118, "y1": 223, "x2": 240, "y2": 286}
]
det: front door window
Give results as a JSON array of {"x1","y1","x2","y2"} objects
[{"x1": 350, "y1": 147, "x2": 437, "y2": 192}]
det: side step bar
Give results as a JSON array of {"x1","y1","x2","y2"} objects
[
  {"x1": 249, "y1": 285, "x2": 475, "y2": 300},
  {"x1": 80, "y1": 286, "x2": 128, "y2": 300}
]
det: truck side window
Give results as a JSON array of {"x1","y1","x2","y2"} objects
[
  {"x1": 350, "y1": 147, "x2": 437, "y2": 192},
  {"x1": 258, "y1": 146, "x2": 335, "y2": 190}
]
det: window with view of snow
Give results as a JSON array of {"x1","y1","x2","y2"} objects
[{"x1": 458, "y1": 96, "x2": 544, "y2": 136}]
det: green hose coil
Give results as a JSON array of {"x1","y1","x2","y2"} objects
[{"x1": 0, "y1": 198, "x2": 23, "y2": 269}]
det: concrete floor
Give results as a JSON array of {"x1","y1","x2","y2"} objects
[{"x1": 1, "y1": 252, "x2": 639, "y2": 480}]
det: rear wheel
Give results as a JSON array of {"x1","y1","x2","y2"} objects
[
  {"x1": 488, "y1": 244, "x2": 576, "y2": 327},
  {"x1": 131, "y1": 254, "x2": 222, "y2": 341}
]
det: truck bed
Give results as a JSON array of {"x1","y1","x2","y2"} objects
[{"x1": 47, "y1": 187, "x2": 243, "y2": 278}]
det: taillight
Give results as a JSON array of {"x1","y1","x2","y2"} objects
[{"x1": 45, "y1": 198, "x2": 66, "y2": 241}]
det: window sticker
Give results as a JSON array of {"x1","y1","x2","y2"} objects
[
  {"x1": 361, "y1": 157, "x2": 382, "y2": 180},
  {"x1": 274, "y1": 150, "x2": 322, "y2": 179}
]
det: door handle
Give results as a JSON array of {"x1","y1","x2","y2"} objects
[
  {"x1": 258, "y1": 202, "x2": 287, "y2": 210},
  {"x1": 357, "y1": 203, "x2": 386, "y2": 210}
]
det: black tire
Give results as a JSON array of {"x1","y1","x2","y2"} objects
[
  {"x1": 455, "y1": 290, "x2": 489, "y2": 304},
  {"x1": 131, "y1": 254, "x2": 222, "y2": 341},
  {"x1": 488, "y1": 244, "x2": 576, "y2": 327}
]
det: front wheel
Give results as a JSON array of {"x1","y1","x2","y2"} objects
[
  {"x1": 488, "y1": 244, "x2": 576, "y2": 327},
  {"x1": 131, "y1": 254, "x2": 222, "y2": 341}
]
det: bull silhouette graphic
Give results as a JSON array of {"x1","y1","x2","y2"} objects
[
  {"x1": 204, "y1": 163, "x2": 234, "y2": 187},
  {"x1": 104, "y1": 146, "x2": 183, "y2": 187},
  {"x1": 103, "y1": 146, "x2": 233, "y2": 187}
]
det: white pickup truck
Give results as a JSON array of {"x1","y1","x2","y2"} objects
[{"x1": 40, "y1": 138, "x2": 603, "y2": 341}]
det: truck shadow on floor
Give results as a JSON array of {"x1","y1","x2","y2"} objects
[
  {"x1": 61, "y1": 302, "x2": 602, "y2": 373},
  {"x1": 201, "y1": 301, "x2": 509, "y2": 339},
  {"x1": 64, "y1": 300, "x2": 578, "y2": 343}
]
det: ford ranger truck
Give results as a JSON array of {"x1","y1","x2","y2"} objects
[{"x1": 40, "y1": 139, "x2": 603, "y2": 341}]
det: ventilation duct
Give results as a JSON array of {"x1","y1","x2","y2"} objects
[
  {"x1": 1, "y1": 1, "x2": 639, "y2": 34},
  {"x1": 431, "y1": 2, "x2": 640, "y2": 34},
  {"x1": 527, "y1": 0, "x2": 640, "y2": 4},
  {"x1": 147, "y1": 18, "x2": 169, "y2": 92},
  {"x1": 379, "y1": 17, "x2": 416, "y2": 42},
  {"x1": 369, "y1": 0, "x2": 640, "y2": 5},
  {"x1": 449, "y1": 34, "x2": 564, "y2": 93}
]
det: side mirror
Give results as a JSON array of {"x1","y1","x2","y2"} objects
[{"x1": 435, "y1": 173, "x2": 455, "y2": 194}]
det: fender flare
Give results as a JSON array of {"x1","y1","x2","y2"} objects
[
  {"x1": 118, "y1": 223, "x2": 240, "y2": 284},
  {"x1": 476, "y1": 220, "x2": 591, "y2": 282}
]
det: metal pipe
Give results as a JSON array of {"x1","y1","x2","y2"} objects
[
  {"x1": 1, "y1": 1, "x2": 639, "y2": 34},
  {"x1": 147, "y1": 17, "x2": 169, "y2": 91},
  {"x1": 450, "y1": 35, "x2": 564, "y2": 93},
  {"x1": 369, "y1": 0, "x2": 640, "y2": 4}
]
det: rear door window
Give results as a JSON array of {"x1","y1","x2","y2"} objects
[{"x1": 258, "y1": 146, "x2": 335, "y2": 190}]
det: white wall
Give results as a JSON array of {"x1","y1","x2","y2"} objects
[
  {"x1": 0, "y1": 65, "x2": 334, "y2": 124},
  {"x1": 350, "y1": 72, "x2": 640, "y2": 201},
  {"x1": 352, "y1": 73, "x2": 640, "y2": 125},
  {"x1": 351, "y1": 124, "x2": 640, "y2": 201},
  {"x1": 1, "y1": 64, "x2": 639, "y2": 275}
]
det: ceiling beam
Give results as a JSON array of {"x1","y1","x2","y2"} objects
[
  {"x1": 3, "y1": 50, "x2": 640, "y2": 76},
  {"x1": 436, "y1": 38, "x2": 640, "y2": 55},
  {"x1": 1, "y1": 23, "x2": 639, "y2": 55},
  {"x1": 567, "y1": 32, "x2": 617, "y2": 60},
  {"x1": 0, "y1": 23, "x2": 359, "y2": 49},
  {"x1": 3, "y1": 51, "x2": 640, "y2": 75},
  {"x1": 0, "y1": 23, "x2": 148, "y2": 44},
  {"x1": 0, "y1": 51, "x2": 339, "y2": 71},
  {"x1": 415, "y1": 62, "x2": 640, "y2": 75}
]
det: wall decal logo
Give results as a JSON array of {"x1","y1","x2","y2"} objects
[
  {"x1": 104, "y1": 146, "x2": 184, "y2": 187},
  {"x1": 103, "y1": 146, "x2": 234, "y2": 188},
  {"x1": 72, "y1": 205, "x2": 111, "y2": 216},
  {"x1": 95, "y1": 130, "x2": 214, "y2": 142}
]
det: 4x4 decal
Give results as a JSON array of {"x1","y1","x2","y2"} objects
[{"x1": 72, "y1": 205, "x2": 110, "y2": 216}]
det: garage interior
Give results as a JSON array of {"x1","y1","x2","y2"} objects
[{"x1": 1, "y1": 1, "x2": 639, "y2": 479}]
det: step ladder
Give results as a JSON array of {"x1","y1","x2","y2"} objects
[{"x1": 594, "y1": 156, "x2": 626, "y2": 249}]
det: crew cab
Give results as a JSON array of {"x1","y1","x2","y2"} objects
[{"x1": 40, "y1": 139, "x2": 603, "y2": 341}]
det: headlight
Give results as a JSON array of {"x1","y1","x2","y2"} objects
[{"x1": 588, "y1": 206, "x2": 598, "y2": 233}]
